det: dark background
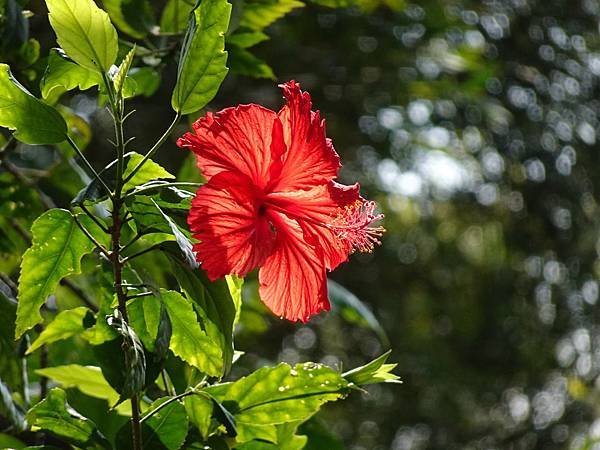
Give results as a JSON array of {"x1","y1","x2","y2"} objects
[{"x1": 6, "y1": 0, "x2": 600, "y2": 448}]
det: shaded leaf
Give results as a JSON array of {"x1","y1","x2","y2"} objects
[
  {"x1": 172, "y1": 0, "x2": 231, "y2": 114},
  {"x1": 41, "y1": 49, "x2": 101, "y2": 104},
  {"x1": 228, "y1": 45, "x2": 275, "y2": 79},
  {"x1": 103, "y1": 0, "x2": 155, "y2": 39},
  {"x1": 129, "y1": 67, "x2": 161, "y2": 97},
  {"x1": 46, "y1": 0, "x2": 118, "y2": 72},
  {"x1": 0, "y1": 63, "x2": 67, "y2": 144},
  {"x1": 327, "y1": 279, "x2": 389, "y2": 346},
  {"x1": 160, "y1": 0, "x2": 195, "y2": 33},
  {"x1": 227, "y1": 31, "x2": 269, "y2": 48},
  {"x1": 16, "y1": 209, "x2": 106, "y2": 338}
]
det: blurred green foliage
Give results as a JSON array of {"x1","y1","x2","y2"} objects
[{"x1": 3, "y1": 0, "x2": 600, "y2": 449}]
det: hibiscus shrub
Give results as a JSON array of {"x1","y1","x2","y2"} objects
[{"x1": 0, "y1": 0, "x2": 398, "y2": 449}]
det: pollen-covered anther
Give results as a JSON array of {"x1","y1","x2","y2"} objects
[{"x1": 329, "y1": 200, "x2": 385, "y2": 253}]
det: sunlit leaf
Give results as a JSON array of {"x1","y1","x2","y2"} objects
[
  {"x1": 239, "y1": 0, "x2": 304, "y2": 30},
  {"x1": 113, "y1": 46, "x2": 136, "y2": 97},
  {"x1": 27, "y1": 307, "x2": 91, "y2": 354},
  {"x1": 15, "y1": 209, "x2": 107, "y2": 338},
  {"x1": 205, "y1": 363, "x2": 349, "y2": 442},
  {"x1": 161, "y1": 289, "x2": 223, "y2": 377},
  {"x1": 168, "y1": 255, "x2": 240, "y2": 375},
  {"x1": 0, "y1": 63, "x2": 67, "y2": 144},
  {"x1": 122, "y1": 153, "x2": 175, "y2": 193},
  {"x1": 41, "y1": 49, "x2": 101, "y2": 103},
  {"x1": 46, "y1": 0, "x2": 118, "y2": 72},
  {"x1": 26, "y1": 388, "x2": 99, "y2": 445},
  {"x1": 184, "y1": 394, "x2": 212, "y2": 440},
  {"x1": 35, "y1": 365, "x2": 120, "y2": 407},
  {"x1": 171, "y1": 0, "x2": 231, "y2": 114},
  {"x1": 342, "y1": 350, "x2": 401, "y2": 385}
]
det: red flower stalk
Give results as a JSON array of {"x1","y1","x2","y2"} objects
[{"x1": 178, "y1": 81, "x2": 384, "y2": 322}]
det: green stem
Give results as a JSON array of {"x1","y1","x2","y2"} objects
[
  {"x1": 123, "y1": 113, "x2": 181, "y2": 185},
  {"x1": 123, "y1": 181, "x2": 201, "y2": 199},
  {"x1": 103, "y1": 70, "x2": 144, "y2": 450}
]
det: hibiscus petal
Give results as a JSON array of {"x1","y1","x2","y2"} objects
[
  {"x1": 188, "y1": 173, "x2": 275, "y2": 280},
  {"x1": 258, "y1": 213, "x2": 330, "y2": 322},
  {"x1": 177, "y1": 104, "x2": 286, "y2": 189},
  {"x1": 273, "y1": 80, "x2": 341, "y2": 191},
  {"x1": 267, "y1": 181, "x2": 361, "y2": 270}
]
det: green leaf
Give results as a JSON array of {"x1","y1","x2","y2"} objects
[
  {"x1": 228, "y1": 45, "x2": 275, "y2": 79},
  {"x1": 142, "y1": 397, "x2": 189, "y2": 450},
  {"x1": 129, "y1": 67, "x2": 161, "y2": 97},
  {"x1": 327, "y1": 279, "x2": 389, "y2": 346},
  {"x1": 168, "y1": 255, "x2": 240, "y2": 375},
  {"x1": 103, "y1": 0, "x2": 155, "y2": 39},
  {"x1": 0, "y1": 63, "x2": 67, "y2": 144},
  {"x1": 27, "y1": 307, "x2": 91, "y2": 354},
  {"x1": 113, "y1": 46, "x2": 135, "y2": 96},
  {"x1": 0, "y1": 292, "x2": 21, "y2": 390},
  {"x1": 46, "y1": 0, "x2": 118, "y2": 72},
  {"x1": 160, "y1": 0, "x2": 195, "y2": 33},
  {"x1": 0, "y1": 433, "x2": 25, "y2": 449},
  {"x1": 35, "y1": 365, "x2": 120, "y2": 407},
  {"x1": 161, "y1": 289, "x2": 223, "y2": 377},
  {"x1": 122, "y1": 152, "x2": 175, "y2": 193},
  {"x1": 127, "y1": 295, "x2": 162, "y2": 351},
  {"x1": 205, "y1": 363, "x2": 349, "y2": 442},
  {"x1": 342, "y1": 350, "x2": 401, "y2": 385},
  {"x1": 239, "y1": 0, "x2": 304, "y2": 31},
  {"x1": 184, "y1": 394, "x2": 212, "y2": 440},
  {"x1": 116, "y1": 396, "x2": 188, "y2": 450},
  {"x1": 41, "y1": 49, "x2": 101, "y2": 103},
  {"x1": 171, "y1": 0, "x2": 231, "y2": 114},
  {"x1": 227, "y1": 31, "x2": 269, "y2": 48},
  {"x1": 26, "y1": 388, "x2": 98, "y2": 445},
  {"x1": 308, "y1": 0, "x2": 356, "y2": 6},
  {"x1": 16, "y1": 209, "x2": 105, "y2": 338}
]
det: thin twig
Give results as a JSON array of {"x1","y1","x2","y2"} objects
[
  {"x1": 122, "y1": 243, "x2": 162, "y2": 263},
  {"x1": 66, "y1": 135, "x2": 113, "y2": 198},
  {"x1": 72, "y1": 214, "x2": 111, "y2": 258},
  {"x1": 79, "y1": 203, "x2": 110, "y2": 234},
  {"x1": 126, "y1": 291, "x2": 154, "y2": 300},
  {"x1": 122, "y1": 114, "x2": 181, "y2": 185}
]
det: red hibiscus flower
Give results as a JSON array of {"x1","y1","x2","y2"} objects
[{"x1": 177, "y1": 81, "x2": 384, "y2": 322}]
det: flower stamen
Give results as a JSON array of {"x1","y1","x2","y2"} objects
[{"x1": 328, "y1": 200, "x2": 385, "y2": 253}]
